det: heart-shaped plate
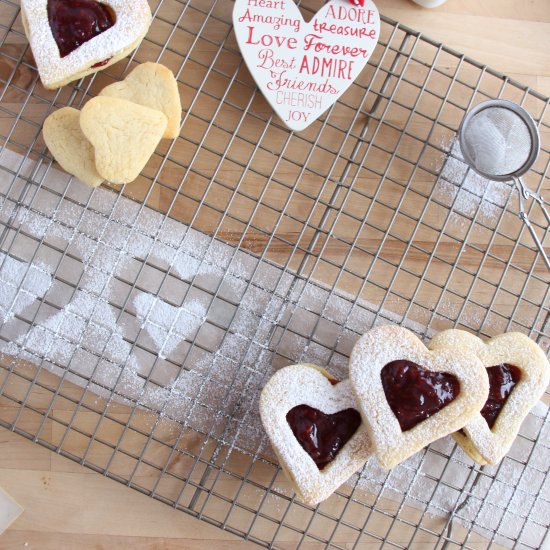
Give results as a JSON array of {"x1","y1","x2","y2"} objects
[
  {"x1": 260, "y1": 364, "x2": 371, "y2": 505},
  {"x1": 21, "y1": 0, "x2": 151, "y2": 89},
  {"x1": 349, "y1": 325, "x2": 489, "y2": 469},
  {"x1": 430, "y1": 330, "x2": 550, "y2": 465},
  {"x1": 233, "y1": 0, "x2": 380, "y2": 131}
]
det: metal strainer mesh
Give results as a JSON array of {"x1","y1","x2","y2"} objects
[{"x1": 461, "y1": 107, "x2": 533, "y2": 177}]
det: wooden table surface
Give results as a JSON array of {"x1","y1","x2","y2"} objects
[{"x1": 1, "y1": 0, "x2": 549, "y2": 548}]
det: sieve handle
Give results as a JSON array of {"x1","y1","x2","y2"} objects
[
  {"x1": 514, "y1": 177, "x2": 550, "y2": 271},
  {"x1": 516, "y1": 178, "x2": 550, "y2": 225}
]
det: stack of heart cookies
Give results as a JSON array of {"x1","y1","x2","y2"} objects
[
  {"x1": 43, "y1": 62, "x2": 182, "y2": 187},
  {"x1": 260, "y1": 325, "x2": 549, "y2": 505}
]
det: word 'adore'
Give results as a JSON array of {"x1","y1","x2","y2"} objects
[{"x1": 233, "y1": 0, "x2": 380, "y2": 131}]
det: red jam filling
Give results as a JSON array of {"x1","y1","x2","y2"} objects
[
  {"x1": 286, "y1": 405, "x2": 361, "y2": 469},
  {"x1": 480, "y1": 363, "x2": 521, "y2": 429},
  {"x1": 381, "y1": 360, "x2": 460, "y2": 431},
  {"x1": 48, "y1": 0, "x2": 116, "y2": 58},
  {"x1": 91, "y1": 57, "x2": 111, "y2": 68}
]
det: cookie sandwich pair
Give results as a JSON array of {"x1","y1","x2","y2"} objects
[
  {"x1": 260, "y1": 326, "x2": 549, "y2": 505},
  {"x1": 43, "y1": 62, "x2": 182, "y2": 186}
]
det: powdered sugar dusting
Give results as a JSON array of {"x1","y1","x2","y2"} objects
[
  {"x1": 431, "y1": 330, "x2": 550, "y2": 466},
  {"x1": 133, "y1": 294, "x2": 206, "y2": 359},
  {"x1": 435, "y1": 140, "x2": 512, "y2": 226},
  {"x1": 0, "y1": 148, "x2": 548, "y2": 548},
  {"x1": 355, "y1": 402, "x2": 549, "y2": 549},
  {"x1": 0, "y1": 252, "x2": 52, "y2": 323}
]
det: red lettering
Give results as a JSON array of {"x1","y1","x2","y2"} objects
[{"x1": 245, "y1": 26, "x2": 297, "y2": 49}]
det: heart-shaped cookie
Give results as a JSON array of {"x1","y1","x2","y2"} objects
[
  {"x1": 99, "y1": 62, "x2": 182, "y2": 139},
  {"x1": 43, "y1": 107, "x2": 104, "y2": 187},
  {"x1": 21, "y1": 0, "x2": 151, "y2": 89},
  {"x1": 232, "y1": 0, "x2": 380, "y2": 131},
  {"x1": 80, "y1": 97, "x2": 167, "y2": 184},
  {"x1": 260, "y1": 364, "x2": 371, "y2": 505},
  {"x1": 430, "y1": 330, "x2": 550, "y2": 465},
  {"x1": 349, "y1": 325, "x2": 489, "y2": 469}
]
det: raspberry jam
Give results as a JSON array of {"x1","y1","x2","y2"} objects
[
  {"x1": 48, "y1": 0, "x2": 116, "y2": 58},
  {"x1": 480, "y1": 363, "x2": 521, "y2": 429},
  {"x1": 91, "y1": 57, "x2": 112, "y2": 68},
  {"x1": 381, "y1": 360, "x2": 460, "y2": 431},
  {"x1": 286, "y1": 405, "x2": 361, "y2": 469}
]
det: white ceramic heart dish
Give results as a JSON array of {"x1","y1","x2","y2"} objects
[{"x1": 233, "y1": 0, "x2": 380, "y2": 131}]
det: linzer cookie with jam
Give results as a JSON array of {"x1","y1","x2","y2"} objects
[
  {"x1": 430, "y1": 330, "x2": 550, "y2": 465},
  {"x1": 349, "y1": 325, "x2": 489, "y2": 470},
  {"x1": 259, "y1": 364, "x2": 371, "y2": 505},
  {"x1": 21, "y1": 0, "x2": 151, "y2": 89}
]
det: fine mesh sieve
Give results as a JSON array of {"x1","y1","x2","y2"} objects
[{"x1": 459, "y1": 99, "x2": 550, "y2": 270}]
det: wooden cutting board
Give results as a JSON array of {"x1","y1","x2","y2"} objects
[{"x1": 0, "y1": 0, "x2": 549, "y2": 548}]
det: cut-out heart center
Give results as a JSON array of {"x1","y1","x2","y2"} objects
[
  {"x1": 48, "y1": 0, "x2": 116, "y2": 58},
  {"x1": 480, "y1": 363, "x2": 521, "y2": 429},
  {"x1": 381, "y1": 360, "x2": 460, "y2": 431},
  {"x1": 286, "y1": 405, "x2": 361, "y2": 469}
]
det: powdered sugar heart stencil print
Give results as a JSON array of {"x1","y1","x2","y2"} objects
[{"x1": 233, "y1": 0, "x2": 380, "y2": 131}]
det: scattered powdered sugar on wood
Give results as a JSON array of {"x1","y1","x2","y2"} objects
[
  {"x1": 435, "y1": 140, "x2": 512, "y2": 226},
  {"x1": 133, "y1": 294, "x2": 206, "y2": 359},
  {"x1": 0, "y1": 252, "x2": 52, "y2": 323},
  {"x1": 355, "y1": 400, "x2": 550, "y2": 549}
]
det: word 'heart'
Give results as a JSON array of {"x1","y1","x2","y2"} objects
[
  {"x1": 381, "y1": 360, "x2": 460, "y2": 431},
  {"x1": 287, "y1": 404, "x2": 362, "y2": 469},
  {"x1": 48, "y1": 0, "x2": 115, "y2": 58},
  {"x1": 233, "y1": 0, "x2": 380, "y2": 131}
]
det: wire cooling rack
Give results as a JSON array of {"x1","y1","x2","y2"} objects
[{"x1": 0, "y1": 0, "x2": 549, "y2": 548}]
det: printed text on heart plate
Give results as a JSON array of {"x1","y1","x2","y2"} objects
[{"x1": 238, "y1": 1, "x2": 377, "y2": 124}]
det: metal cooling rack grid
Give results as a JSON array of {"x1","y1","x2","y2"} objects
[{"x1": 0, "y1": 0, "x2": 549, "y2": 548}]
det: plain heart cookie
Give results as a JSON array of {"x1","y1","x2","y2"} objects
[
  {"x1": 99, "y1": 62, "x2": 182, "y2": 139},
  {"x1": 80, "y1": 97, "x2": 168, "y2": 184},
  {"x1": 21, "y1": 0, "x2": 151, "y2": 89},
  {"x1": 430, "y1": 330, "x2": 550, "y2": 465},
  {"x1": 260, "y1": 364, "x2": 371, "y2": 505},
  {"x1": 43, "y1": 107, "x2": 103, "y2": 187},
  {"x1": 349, "y1": 325, "x2": 489, "y2": 469}
]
